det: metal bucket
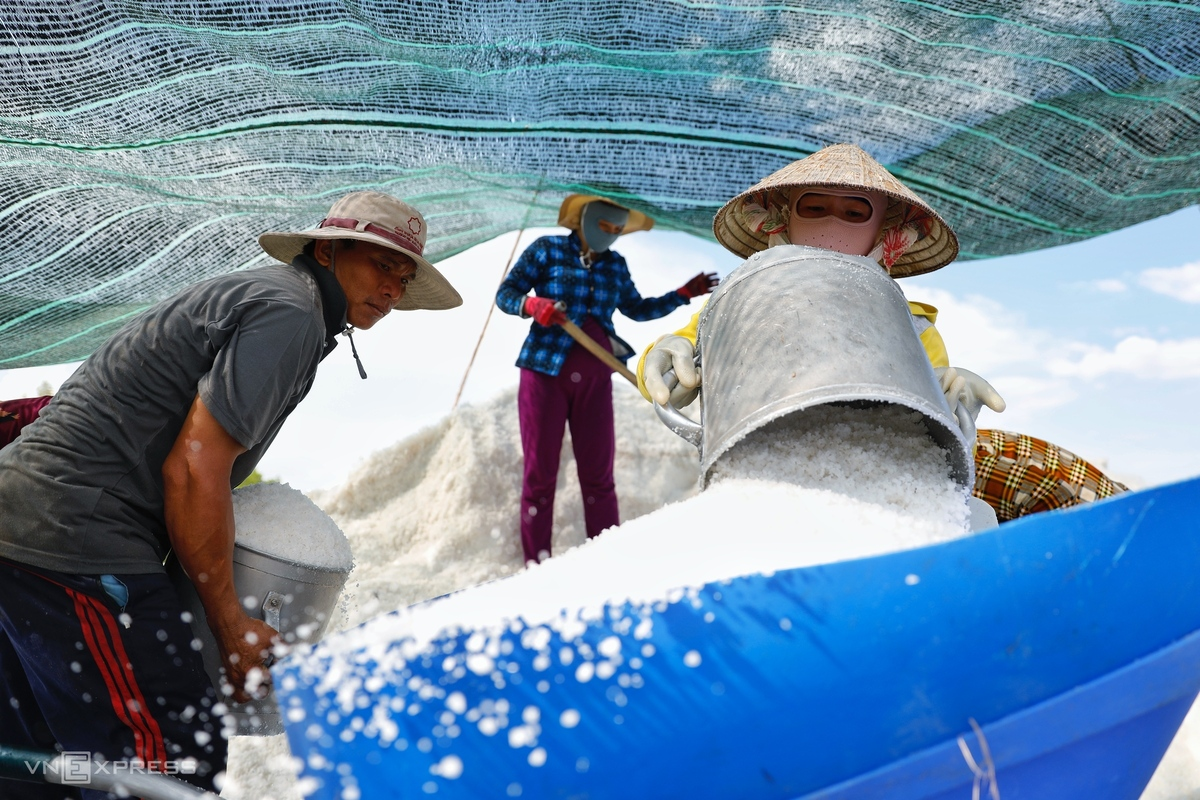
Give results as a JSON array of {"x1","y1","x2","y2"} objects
[
  {"x1": 168, "y1": 543, "x2": 350, "y2": 736},
  {"x1": 654, "y1": 245, "x2": 973, "y2": 489}
]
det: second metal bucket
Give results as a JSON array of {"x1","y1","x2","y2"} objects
[
  {"x1": 655, "y1": 245, "x2": 974, "y2": 488},
  {"x1": 168, "y1": 543, "x2": 350, "y2": 736}
]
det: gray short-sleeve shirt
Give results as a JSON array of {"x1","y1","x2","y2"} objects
[{"x1": 0, "y1": 264, "x2": 330, "y2": 574}]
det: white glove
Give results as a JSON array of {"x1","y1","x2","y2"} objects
[
  {"x1": 644, "y1": 335, "x2": 701, "y2": 408},
  {"x1": 934, "y1": 366, "x2": 1006, "y2": 443}
]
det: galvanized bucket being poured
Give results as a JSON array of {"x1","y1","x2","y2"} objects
[{"x1": 654, "y1": 245, "x2": 974, "y2": 489}]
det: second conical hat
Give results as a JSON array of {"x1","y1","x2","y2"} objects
[
  {"x1": 712, "y1": 144, "x2": 959, "y2": 277},
  {"x1": 558, "y1": 194, "x2": 655, "y2": 235}
]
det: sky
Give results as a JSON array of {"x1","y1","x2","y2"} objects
[{"x1": 0, "y1": 205, "x2": 1196, "y2": 492}]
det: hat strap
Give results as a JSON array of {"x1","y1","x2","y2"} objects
[
  {"x1": 320, "y1": 217, "x2": 424, "y2": 257},
  {"x1": 868, "y1": 225, "x2": 920, "y2": 270},
  {"x1": 739, "y1": 197, "x2": 791, "y2": 248},
  {"x1": 866, "y1": 206, "x2": 934, "y2": 270}
]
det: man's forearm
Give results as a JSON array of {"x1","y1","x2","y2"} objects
[
  {"x1": 161, "y1": 394, "x2": 251, "y2": 640},
  {"x1": 162, "y1": 395, "x2": 279, "y2": 702},
  {"x1": 162, "y1": 470, "x2": 242, "y2": 630}
]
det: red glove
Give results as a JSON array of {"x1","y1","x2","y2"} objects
[
  {"x1": 524, "y1": 296, "x2": 567, "y2": 326},
  {"x1": 677, "y1": 271, "x2": 719, "y2": 300}
]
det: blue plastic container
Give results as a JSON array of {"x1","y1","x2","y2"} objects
[{"x1": 275, "y1": 475, "x2": 1200, "y2": 799}]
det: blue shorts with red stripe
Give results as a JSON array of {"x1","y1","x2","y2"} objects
[{"x1": 0, "y1": 557, "x2": 227, "y2": 799}]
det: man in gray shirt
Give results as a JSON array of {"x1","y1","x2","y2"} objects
[{"x1": 0, "y1": 191, "x2": 460, "y2": 797}]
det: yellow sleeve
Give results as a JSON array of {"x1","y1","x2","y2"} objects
[
  {"x1": 908, "y1": 301, "x2": 949, "y2": 369},
  {"x1": 636, "y1": 310, "x2": 701, "y2": 402},
  {"x1": 920, "y1": 325, "x2": 950, "y2": 369}
]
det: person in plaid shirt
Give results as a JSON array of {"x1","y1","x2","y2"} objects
[{"x1": 497, "y1": 194, "x2": 718, "y2": 563}]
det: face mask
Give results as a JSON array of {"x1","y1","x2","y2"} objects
[
  {"x1": 786, "y1": 187, "x2": 887, "y2": 257},
  {"x1": 580, "y1": 202, "x2": 629, "y2": 254}
]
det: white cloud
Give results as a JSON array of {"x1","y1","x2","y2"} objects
[
  {"x1": 984, "y1": 375, "x2": 1078, "y2": 414},
  {"x1": 1094, "y1": 278, "x2": 1127, "y2": 293},
  {"x1": 1048, "y1": 336, "x2": 1200, "y2": 380},
  {"x1": 897, "y1": 286, "x2": 1048, "y2": 372},
  {"x1": 1139, "y1": 261, "x2": 1200, "y2": 304},
  {"x1": 892, "y1": 286, "x2": 1198, "y2": 487}
]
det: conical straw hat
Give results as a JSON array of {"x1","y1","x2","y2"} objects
[
  {"x1": 558, "y1": 194, "x2": 655, "y2": 234},
  {"x1": 712, "y1": 144, "x2": 959, "y2": 277}
]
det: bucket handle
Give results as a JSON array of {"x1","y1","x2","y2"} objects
[
  {"x1": 652, "y1": 368, "x2": 703, "y2": 449},
  {"x1": 262, "y1": 591, "x2": 284, "y2": 631}
]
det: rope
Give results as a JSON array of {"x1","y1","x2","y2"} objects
[
  {"x1": 956, "y1": 717, "x2": 1001, "y2": 800},
  {"x1": 451, "y1": 180, "x2": 544, "y2": 411}
]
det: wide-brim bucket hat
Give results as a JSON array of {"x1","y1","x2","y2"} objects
[
  {"x1": 558, "y1": 194, "x2": 655, "y2": 235},
  {"x1": 259, "y1": 191, "x2": 462, "y2": 311},
  {"x1": 713, "y1": 144, "x2": 959, "y2": 277}
]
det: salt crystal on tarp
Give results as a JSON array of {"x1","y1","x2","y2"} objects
[{"x1": 232, "y1": 482, "x2": 353, "y2": 571}]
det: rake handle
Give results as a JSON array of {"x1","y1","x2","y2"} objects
[{"x1": 557, "y1": 318, "x2": 638, "y2": 387}]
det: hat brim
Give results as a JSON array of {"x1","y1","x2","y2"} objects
[
  {"x1": 258, "y1": 228, "x2": 462, "y2": 311},
  {"x1": 557, "y1": 194, "x2": 655, "y2": 235}
]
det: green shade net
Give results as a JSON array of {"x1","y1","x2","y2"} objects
[{"x1": 1, "y1": 1, "x2": 1198, "y2": 367}]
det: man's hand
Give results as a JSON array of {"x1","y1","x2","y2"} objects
[
  {"x1": 934, "y1": 366, "x2": 1006, "y2": 442},
  {"x1": 644, "y1": 335, "x2": 701, "y2": 407},
  {"x1": 677, "y1": 272, "x2": 719, "y2": 300},
  {"x1": 211, "y1": 612, "x2": 281, "y2": 703},
  {"x1": 523, "y1": 296, "x2": 567, "y2": 326},
  {"x1": 162, "y1": 395, "x2": 279, "y2": 704}
]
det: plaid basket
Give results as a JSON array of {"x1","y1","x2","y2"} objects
[{"x1": 973, "y1": 429, "x2": 1129, "y2": 523}]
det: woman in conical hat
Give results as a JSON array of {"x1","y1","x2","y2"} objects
[
  {"x1": 637, "y1": 143, "x2": 1005, "y2": 446},
  {"x1": 713, "y1": 142, "x2": 957, "y2": 277},
  {"x1": 495, "y1": 194, "x2": 719, "y2": 565}
]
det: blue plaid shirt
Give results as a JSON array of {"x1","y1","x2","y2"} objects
[{"x1": 496, "y1": 233, "x2": 689, "y2": 376}]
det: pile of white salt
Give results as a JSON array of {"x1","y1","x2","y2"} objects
[
  {"x1": 305, "y1": 402, "x2": 970, "y2": 670},
  {"x1": 232, "y1": 482, "x2": 353, "y2": 572}
]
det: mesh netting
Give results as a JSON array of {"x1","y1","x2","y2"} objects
[{"x1": 1, "y1": 1, "x2": 1198, "y2": 367}]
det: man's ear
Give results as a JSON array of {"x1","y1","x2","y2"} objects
[{"x1": 312, "y1": 240, "x2": 334, "y2": 268}]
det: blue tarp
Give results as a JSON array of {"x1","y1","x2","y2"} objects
[{"x1": 275, "y1": 475, "x2": 1200, "y2": 799}]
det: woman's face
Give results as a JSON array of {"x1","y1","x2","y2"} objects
[{"x1": 785, "y1": 187, "x2": 886, "y2": 256}]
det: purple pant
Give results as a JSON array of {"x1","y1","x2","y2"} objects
[{"x1": 518, "y1": 318, "x2": 619, "y2": 563}]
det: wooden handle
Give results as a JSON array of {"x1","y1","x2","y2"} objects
[{"x1": 558, "y1": 319, "x2": 639, "y2": 387}]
